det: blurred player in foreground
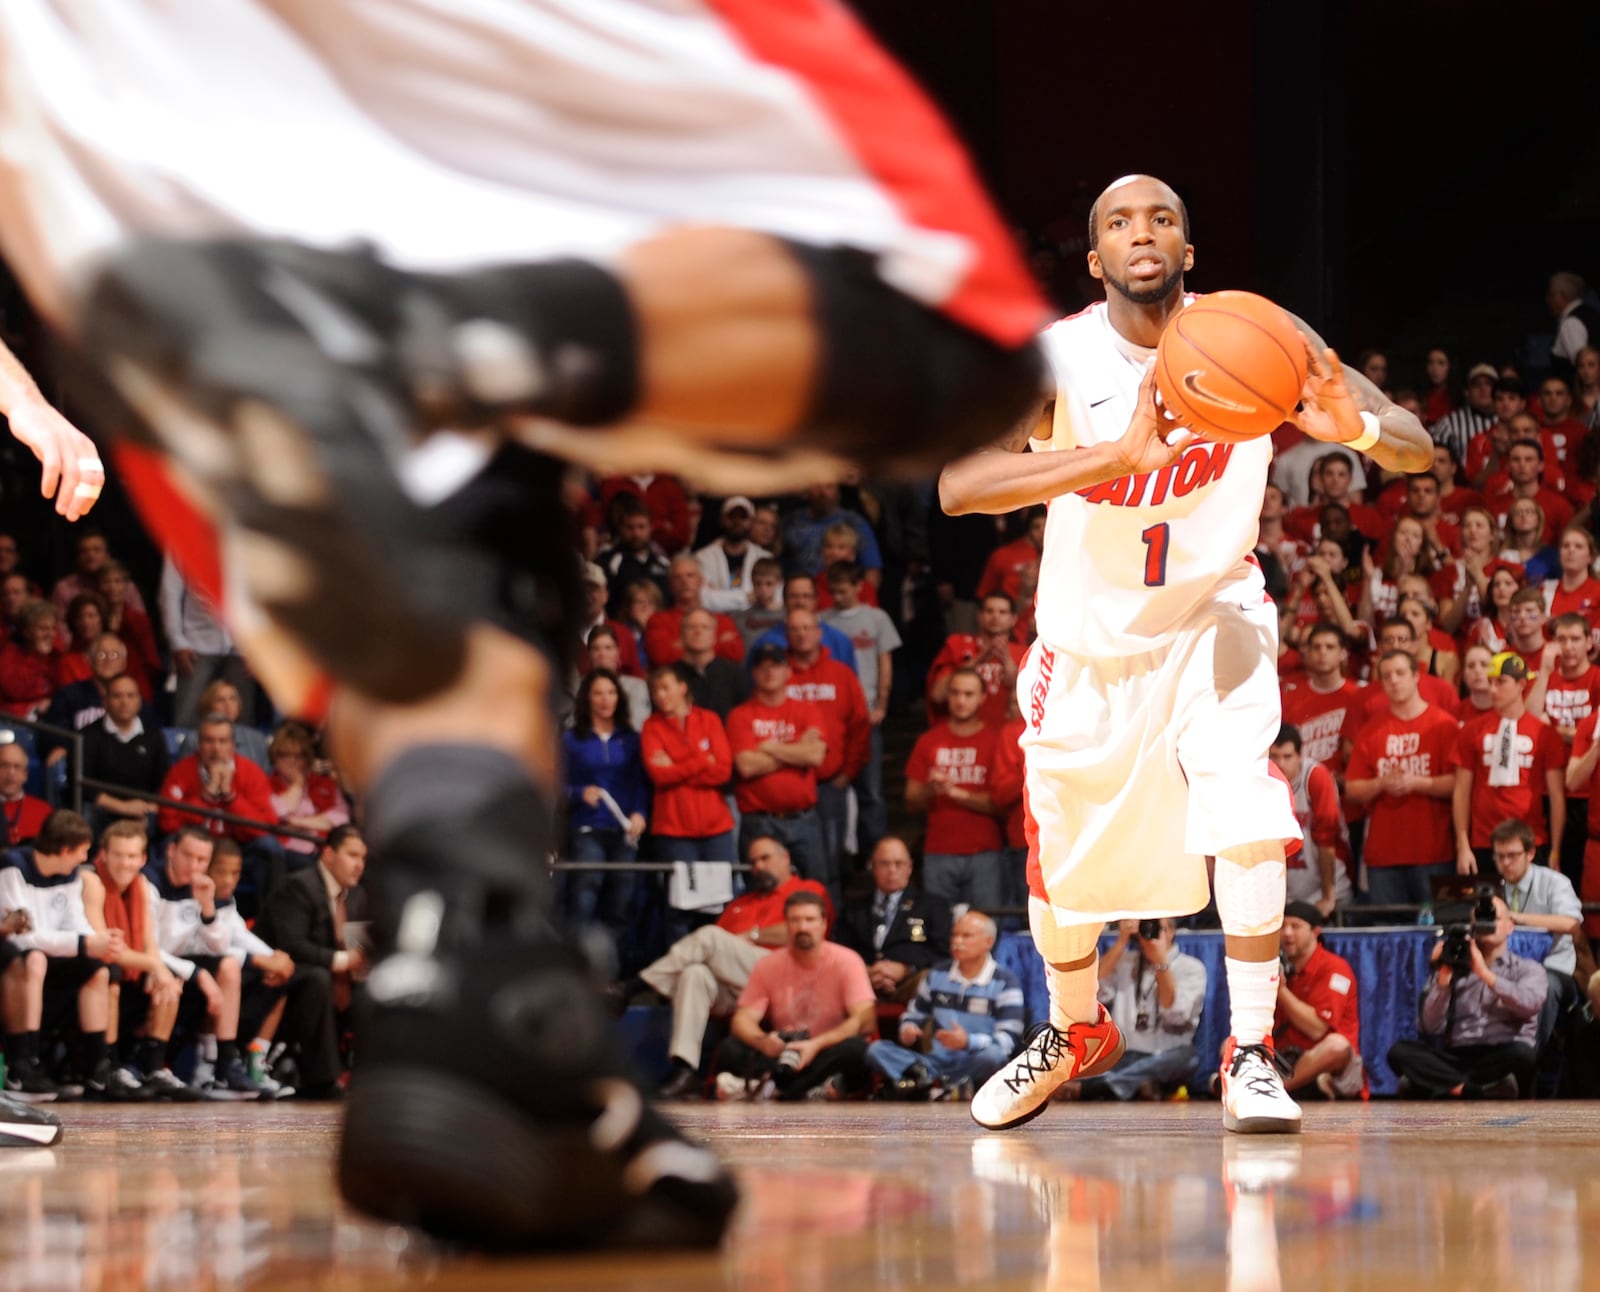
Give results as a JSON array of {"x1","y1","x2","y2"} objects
[{"x1": 0, "y1": 0, "x2": 1049, "y2": 1250}]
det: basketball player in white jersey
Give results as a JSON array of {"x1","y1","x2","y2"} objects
[
  {"x1": 0, "y1": 0, "x2": 1049, "y2": 1251},
  {"x1": 941, "y1": 174, "x2": 1430, "y2": 1134}
]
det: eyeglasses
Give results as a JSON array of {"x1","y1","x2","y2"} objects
[
  {"x1": 1492, "y1": 850, "x2": 1528, "y2": 863},
  {"x1": 92, "y1": 650, "x2": 126, "y2": 660}
]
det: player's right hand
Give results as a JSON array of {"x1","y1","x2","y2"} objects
[
  {"x1": 1112, "y1": 363, "x2": 1183, "y2": 477},
  {"x1": 6, "y1": 398, "x2": 104, "y2": 521}
]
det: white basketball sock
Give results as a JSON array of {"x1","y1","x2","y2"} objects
[
  {"x1": 1046, "y1": 959, "x2": 1100, "y2": 1031},
  {"x1": 1224, "y1": 956, "x2": 1279, "y2": 1047}
]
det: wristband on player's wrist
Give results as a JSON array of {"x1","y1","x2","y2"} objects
[{"x1": 1347, "y1": 410, "x2": 1381, "y2": 453}]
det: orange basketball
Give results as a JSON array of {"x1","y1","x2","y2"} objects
[{"x1": 1154, "y1": 291, "x2": 1308, "y2": 442}]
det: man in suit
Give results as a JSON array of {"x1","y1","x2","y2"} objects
[
  {"x1": 832, "y1": 836, "x2": 951, "y2": 1004},
  {"x1": 256, "y1": 826, "x2": 368, "y2": 1021}
]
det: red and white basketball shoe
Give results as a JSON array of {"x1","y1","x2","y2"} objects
[
  {"x1": 1218, "y1": 1037, "x2": 1303, "y2": 1134},
  {"x1": 970, "y1": 1006, "x2": 1125, "y2": 1131}
]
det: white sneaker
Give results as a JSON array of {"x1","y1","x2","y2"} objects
[
  {"x1": 1218, "y1": 1039, "x2": 1302, "y2": 1135},
  {"x1": 970, "y1": 1009, "x2": 1125, "y2": 1131},
  {"x1": 713, "y1": 1072, "x2": 753, "y2": 1103}
]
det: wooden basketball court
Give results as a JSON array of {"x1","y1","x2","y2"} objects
[{"x1": 2, "y1": 1102, "x2": 1593, "y2": 1289}]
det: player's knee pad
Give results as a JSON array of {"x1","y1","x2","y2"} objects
[
  {"x1": 1028, "y1": 903, "x2": 1102, "y2": 965},
  {"x1": 781, "y1": 242, "x2": 1048, "y2": 472},
  {"x1": 1214, "y1": 856, "x2": 1287, "y2": 937},
  {"x1": 365, "y1": 744, "x2": 557, "y2": 952}
]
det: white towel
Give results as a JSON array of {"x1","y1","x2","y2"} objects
[
  {"x1": 668, "y1": 862, "x2": 733, "y2": 913},
  {"x1": 1486, "y1": 717, "x2": 1521, "y2": 788}
]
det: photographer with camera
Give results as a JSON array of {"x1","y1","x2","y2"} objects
[
  {"x1": 1274, "y1": 901, "x2": 1366, "y2": 1099},
  {"x1": 717, "y1": 891, "x2": 875, "y2": 1101},
  {"x1": 1075, "y1": 917, "x2": 1206, "y2": 1101},
  {"x1": 1387, "y1": 891, "x2": 1546, "y2": 1098}
]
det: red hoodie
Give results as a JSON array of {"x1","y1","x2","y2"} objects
[{"x1": 640, "y1": 706, "x2": 734, "y2": 838}]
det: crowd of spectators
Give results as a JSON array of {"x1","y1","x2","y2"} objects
[{"x1": 2, "y1": 274, "x2": 1599, "y2": 1106}]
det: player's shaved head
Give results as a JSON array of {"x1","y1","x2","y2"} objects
[{"x1": 1087, "y1": 174, "x2": 1191, "y2": 250}]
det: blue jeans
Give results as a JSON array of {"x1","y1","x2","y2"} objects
[
  {"x1": 923, "y1": 850, "x2": 1003, "y2": 914},
  {"x1": 815, "y1": 782, "x2": 849, "y2": 896},
  {"x1": 1365, "y1": 861, "x2": 1455, "y2": 910},
  {"x1": 866, "y1": 1038, "x2": 1010, "y2": 1088},
  {"x1": 852, "y1": 726, "x2": 886, "y2": 858},
  {"x1": 740, "y1": 810, "x2": 832, "y2": 906},
  {"x1": 998, "y1": 845, "x2": 1029, "y2": 930},
  {"x1": 1078, "y1": 1045, "x2": 1199, "y2": 1100},
  {"x1": 559, "y1": 829, "x2": 638, "y2": 935}
]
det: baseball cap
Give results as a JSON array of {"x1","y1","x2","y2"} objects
[
  {"x1": 721, "y1": 495, "x2": 755, "y2": 516},
  {"x1": 1487, "y1": 651, "x2": 1529, "y2": 681},
  {"x1": 581, "y1": 561, "x2": 606, "y2": 587},
  {"x1": 1282, "y1": 900, "x2": 1325, "y2": 928},
  {"x1": 1466, "y1": 362, "x2": 1499, "y2": 383},
  {"x1": 750, "y1": 642, "x2": 788, "y2": 666}
]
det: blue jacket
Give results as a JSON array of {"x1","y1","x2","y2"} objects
[{"x1": 562, "y1": 727, "x2": 649, "y2": 833}]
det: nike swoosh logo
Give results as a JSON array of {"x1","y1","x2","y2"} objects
[
  {"x1": 1182, "y1": 370, "x2": 1258, "y2": 415},
  {"x1": 1090, "y1": 396, "x2": 1116, "y2": 408}
]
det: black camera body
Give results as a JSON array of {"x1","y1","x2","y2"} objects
[
  {"x1": 775, "y1": 1028, "x2": 810, "y2": 1073},
  {"x1": 1137, "y1": 919, "x2": 1163, "y2": 941},
  {"x1": 1434, "y1": 882, "x2": 1500, "y2": 974}
]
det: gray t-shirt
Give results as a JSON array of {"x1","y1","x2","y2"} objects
[{"x1": 821, "y1": 604, "x2": 902, "y2": 706}]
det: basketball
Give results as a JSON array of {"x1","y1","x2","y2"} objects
[{"x1": 1155, "y1": 291, "x2": 1308, "y2": 442}]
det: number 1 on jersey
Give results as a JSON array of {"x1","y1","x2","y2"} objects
[{"x1": 1141, "y1": 522, "x2": 1170, "y2": 587}]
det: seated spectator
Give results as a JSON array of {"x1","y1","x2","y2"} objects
[
  {"x1": 1451, "y1": 652, "x2": 1565, "y2": 873},
  {"x1": 1274, "y1": 901, "x2": 1365, "y2": 1100},
  {"x1": 144, "y1": 827, "x2": 266, "y2": 1099},
  {"x1": 0, "y1": 811, "x2": 116, "y2": 1101},
  {"x1": 746, "y1": 574, "x2": 858, "y2": 675},
  {"x1": 813, "y1": 522, "x2": 879, "y2": 610},
  {"x1": 1344, "y1": 650, "x2": 1458, "y2": 907},
  {"x1": 0, "y1": 600, "x2": 66, "y2": 718},
  {"x1": 906, "y1": 668, "x2": 1004, "y2": 913},
  {"x1": 40, "y1": 633, "x2": 163, "y2": 765},
  {"x1": 1387, "y1": 894, "x2": 1545, "y2": 1099},
  {"x1": 1489, "y1": 819, "x2": 1583, "y2": 1042},
  {"x1": 832, "y1": 837, "x2": 952, "y2": 1004},
  {"x1": 573, "y1": 563, "x2": 644, "y2": 679},
  {"x1": 207, "y1": 838, "x2": 338, "y2": 1099},
  {"x1": 1267, "y1": 723, "x2": 1349, "y2": 913},
  {"x1": 79, "y1": 821, "x2": 193, "y2": 1100},
  {"x1": 175, "y1": 679, "x2": 271, "y2": 771},
  {"x1": 693, "y1": 496, "x2": 772, "y2": 614},
  {"x1": 619, "y1": 837, "x2": 827, "y2": 1099},
  {"x1": 559, "y1": 669, "x2": 647, "y2": 941},
  {"x1": 95, "y1": 561, "x2": 159, "y2": 695},
  {"x1": 255, "y1": 826, "x2": 369, "y2": 1018},
  {"x1": 866, "y1": 910, "x2": 1023, "y2": 1100},
  {"x1": 734, "y1": 557, "x2": 785, "y2": 648},
  {"x1": 0, "y1": 573, "x2": 31, "y2": 646},
  {"x1": 727, "y1": 646, "x2": 827, "y2": 885},
  {"x1": 80, "y1": 674, "x2": 170, "y2": 837},
  {"x1": 158, "y1": 715, "x2": 281, "y2": 911},
  {"x1": 644, "y1": 556, "x2": 746, "y2": 667},
  {"x1": 51, "y1": 529, "x2": 147, "y2": 622},
  {"x1": 584, "y1": 625, "x2": 650, "y2": 718},
  {"x1": 678, "y1": 609, "x2": 749, "y2": 720},
  {"x1": 1081, "y1": 918, "x2": 1206, "y2": 1102},
  {"x1": 717, "y1": 890, "x2": 874, "y2": 1102},
  {"x1": 0, "y1": 741, "x2": 50, "y2": 847},
  {"x1": 782, "y1": 483, "x2": 882, "y2": 588},
  {"x1": 1497, "y1": 498, "x2": 1557, "y2": 584},
  {"x1": 927, "y1": 593, "x2": 1025, "y2": 728},
  {"x1": 267, "y1": 721, "x2": 352, "y2": 864},
  {"x1": 596, "y1": 496, "x2": 672, "y2": 616},
  {"x1": 56, "y1": 592, "x2": 108, "y2": 686}
]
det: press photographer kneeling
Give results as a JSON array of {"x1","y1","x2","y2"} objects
[{"x1": 1387, "y1": 884, "x2": 1546, "y2": 1099}]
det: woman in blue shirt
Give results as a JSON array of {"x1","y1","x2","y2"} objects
[{"x1": 560, "y1": 669, "x2": 649, "y2": 944}]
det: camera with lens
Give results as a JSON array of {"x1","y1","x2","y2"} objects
[
  {"x1": 775, "y1": 1028, "x2": 809, "y2": 1072},
  {"x1": 1432, "y1": 880, "x2": 1500, "y2": 975},
  {"x1": 1137, "y1": 919, "x2": 1163, "y2": 941}
]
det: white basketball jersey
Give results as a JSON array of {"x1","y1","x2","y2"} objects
[{"x1": 1032, "y1": 300, "x2": 1272, "y2": 656}]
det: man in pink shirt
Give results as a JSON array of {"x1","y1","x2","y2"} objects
[{"x1": 715, "y1": 891, "x2": 875, "y2": 1101}]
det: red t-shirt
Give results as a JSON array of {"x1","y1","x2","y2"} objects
[
  {"x1": 927, "y1": 634, "x2": 1027, "y2": 727},
  {"x1": 1436, "y1": 487, "x2": 1485, "y2": 525},
  {"x1": 1543, "y1": 576, "x2": 1600, "y2": 622},
  {"x1": 976, "y1": 536, "x2": 1042, "y2": 606},
  {"x1": 725, "y1": 696, "x2": 825, "y2": 815},
  {"x1": 1484, "y1": 483, "x2": 1573, "y2": 544},
  {"x1": 1468, "y1": 427, "x2": 1565, "y2": 491},
  {"x1": 1276, "y1": 943, "x2": 1362, "y2": 1061},
  {"x1": 906, "y1": 721, "x2": 1003, "y2": 855},
  {"x1": 1541, "y1": 664, "x2": 1600, "y2": 738},
  {"x1": 736, "y1": 942, "x2": 874, "y2": 1037},
  {"x1": 1360, "y1": 672, "x2": 1460, "y2": 723},
  {"x1": 716, "y1": 874, "x2": 833, "y2": 936},
  {"x1": 1280, "y1": 676, "x2": 1367, "y2": 774},
  {"x1": 1346, "y1": 706, "x2": 1460, "y2": 867},
  {"x1": 1449, "y1": 711, "x2": 1566, "y2": 846},
  {"x1": 0, "y1": 794, "x2": 51, "y2": 846},
  {"x1": 785, "y1": 656, "x2": 870, "y2": 782},
  {"x1": 1284, "y1": 501, "x2": 1387, "y2": 545},
  {"x1": 1569, "y1": 710, "x2": 1600, "y2": 836},
  {"x1": 643, "y1": 607, "x2": 746, "y2": 667},
  {"x1": 597, "y1": 474, "x2": 692, "y2": 554}
]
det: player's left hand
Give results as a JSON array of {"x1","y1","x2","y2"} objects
[
  {"x1": 7, "y1": 399, "x2": 104, "y2": 520},
  {"x1": 1294, "y1": 341, "x2": 1365, "y2": 445}
]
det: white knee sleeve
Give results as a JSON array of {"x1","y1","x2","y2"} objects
[
  {"x1": 1214, "y1": 856, "x2": 1286, "y2": 937},
  {"x1": 1027, "y1": 897, "x2": 1103, "y2": 964}
]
